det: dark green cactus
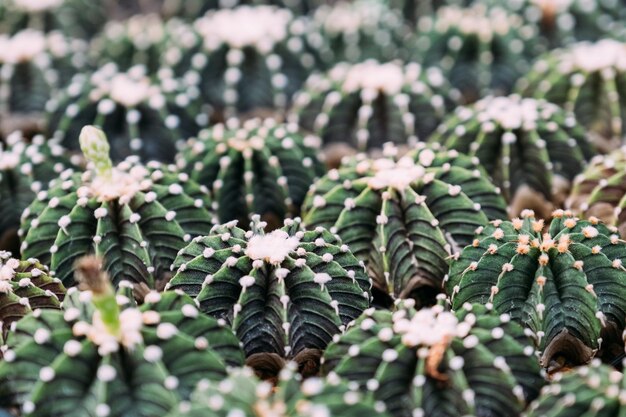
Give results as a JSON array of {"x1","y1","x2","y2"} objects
[
  {"x1": 383, "y1": 0, "x2": 471, "y2": 23},
  {"x1": 430, "y1": 95, "x2": 595, "y2": 216},
  {"x1": 290, "y1": 60, "x2": 458, "y2": 151},
  {"x1": 168, "y1": 364, "x2": 390, "y2": 417},
  {"x1": 321, "y1": 300, "x2": 545, "y2": 417},
  {"x1": 20, "y1": 126, "x2": 216, "y2": 290},
  {"x1": 447, "y1": 210, "x2": 626, "y2": 370},
  {"x1": 175, "y1": 118, "x2": 325, "y2": 229},
  {"x1": 0, "y1": 263, "x2": 244, "y2": 417},
  {"x1": 167, "y1": 216, "x2": 371, "y2": 360},
  {"x1": 302, "y1": 143, "x2": 507, "y2": 306}
]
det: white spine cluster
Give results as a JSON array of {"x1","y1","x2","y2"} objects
[
  {"x1": 0, "y1": 30, "x2": 47, "y2": 64},
  {"x1": 245, "y1": 230, "x2": 301, "y2": 265},
  {"x1": 393, "y1": 306, "x2": 470, "y2": 347},
  {"x1": 367, "y1": 157, "x2": 426, "y2": 190}
]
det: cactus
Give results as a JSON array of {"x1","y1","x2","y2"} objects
[
  {"x1": 167, "y1": 364, "x2": 390, "y2": 417},
  {"x1": 321, "y1": 301, "x2": 545, "y2": 417},
  {"x1": 383, "y1": 0, "x2": 471, "y2": 23},
  {"x1": 415, "y1": 4, "x2": 542, "y2": 101},
  {"x1": 447, "y1": 210, "x2": 626, "y2": 370},
  {"x1": 175, "y1": 117, "x2": 325, "y2": 229},
  {"x1": 0, "y1": 252, "x2": 65, "y2": 337},
  {"x1": 19, "y1": 126, "x2": 216, "y2": 290},
  {"x1": 46, "y1": 64, "x2": 207, "y2": 163},
  {"x1": 430, "y1": 95, "x2": 595, "y2": 217},
  {"x1": 518, "y1": 39, "x2": 626, "y2": 151},
  {"x1": 0, "y1": 259, "x2": 244, "y2": 417},
  {"x1": 567, "y1": 146, "x2": 626, "y2": 237},
  {"x1": 302, "y1": 143, "x2": 507, "y2": 306},
  {"x1": 290, "y1": 60, "x2": 458, "y2": 152},
  {"x1": 167, "y1": 216, "x2": 371, "y2": 364}
]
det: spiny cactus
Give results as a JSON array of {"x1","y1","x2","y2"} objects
[
  {"x1": 321, "y1": 300, "x2": 545, "y2": 417},
  {"x1": 20, "y1": 126, "x2": 216, "y2": 290},
  {"x1": 0, "y1": 252, "x2": 65, "y2": 337},
  {"x1": 46, "y1": 64, "x2": 207, "y2": 163},
  {"x1": 384, "y1": 0, "x2": 471, "y2": 23},
  {"x1": 526, "y1": 359, "x2": 626, "y2": 417},
  {"x1": 167, "y1": 216, "x2": 371, "y2": 366},
  {"x1": 447, "y1": 210, "x2": 626, "y2": 370},
  {"x1": 175, "y1": 117, "x2": 325, "y2": 229},
  {"x1": 168, "y1": 364, "x2": 390, "y2": 417},
  {"x1": 567, "y1": 146, "x2": 626, "y2": 237},
  {"x1": 302, "y1": 143, "x2": 507, "y2": 307},
  {"x1": 290, "y1": 60, "x2": 458, "y2": 152},
  {"x1": 430, "y1": 95, "x2": 595, "y2": 218},
  {"x1": 0, "y1": 259, "x2": 244, "y2": 417},
  {"x1": 415, "y1": 4, "x2": 542, "y2": 101},
  {"x1": 159, "y1": 0, "x2": 326, "y2": 19},
  {"x1": 518, "y1": 39, "x2": 626, "y2": 151}
]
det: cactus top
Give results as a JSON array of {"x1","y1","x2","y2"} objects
[
  {"x1": 566, "y1": 39, "x2": 626, "y2": 74},
  {"x1": 364, "y1": 157, "x2": 427, "y2": 190},
  {"x1": 314, "y1": 0, "x2": 401, "y2": 35},
  {"x1": 245, "y1": 229, "x2": 301, "y2": 265},
  {"x1": 393, "y1": 305, "x2": 469, "y2": 347},
  {"x1": 86, "y1": 65, "x2": 159, "y2": 109},
  {"x1": 0, "y1": 30, "x2": 46, "y2": 63},
  {"x1": 340, "y1": 61, "x2": 405, "y2": 95},
  {"x1": 11, "y1": 0, "x2": 63, "y2": 12}
]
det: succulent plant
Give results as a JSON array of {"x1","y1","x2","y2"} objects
[
  {"x1": 0, "y1": 258, "x2": 244, "y2": 417},
  {"x1": 175, "y1": 117, "x2": 325, "y2": 229},
  {"x1": 290, "y1": 60, "x2": 458, "y2": 152},
  {"x1": 302, "y1": 143, "x2": 507, "y2": 306},
  {"x1": 415, "y1": 4, "x2": 542, "y2": 101},
  {"x1": 167, "y1": 216, "x2": 371, "y2": 366},
  {"x1": 430, "y1": 95, "x2": 595, "y2": 218},
  {"x1": 321, "y1": 300, "x2": 545, "y2": 417},
  {"x1": 0, "y1": 131, "x2": 80, "y2": 254},
  {"x1": 518, "y1": 39, "x2": 626, "y2": 151},
  {"x1": 46, "y1": 64, "x2": 207, "y2": 163},
  {"x1": 159, "y1": 0, "x2": 327, "y2": 19},
  {"x1": 383, "y1": 0, "x2": 471, "y2": 23},
  {"x1": 447, "y1": 210, "x2": 626, "y2": 370},
  {"x1": 0, "y1": 252, "x2": 65, "y2": 337},
  {"x1": 20, "y1": 126, "x2": 216, "y2": 290},
  {"x1": 567, "y1": 146, "x2": 626, "y2": 237},
  {"x1": 526, "y1": 359, "x2": 626, "y2": 417}
]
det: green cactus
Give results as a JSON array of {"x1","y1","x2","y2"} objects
[
  {"x1": 447, "y1": 210, "x2": 626, "y2": 370},
  {"x1": 19, "y1": 126, "x2": 216, "y2": 290},
  {"x1": 382, "y1": 0, "x2": 470, "y2": 23},
  {"x1": 167, "y1": 364, "x2": 390, "y2": 417},
  {"x1": 175, "y1": 117, "x2": 325, "y2": 229},
  {"x1": 430, "y1": 95, "x2": 595, "y2": 216},
  {"x1": 302, "y1": 143, "x2": 507, "y2": 306},
  {"x1": 167, "y1": 216, "x2": 371, "y2": 362},
  {"x1": 518, "y1": 39, "x2": 626, "y2": 150},
  {"x1": 0, "y1": 262, "x2": 244, "y2": 417},
  {"x1": 321, "y1": 300, "x2": 545, "y2": 417},
  {"x1": 290, "y1": 60, "x2": 458, "y2": 151}
]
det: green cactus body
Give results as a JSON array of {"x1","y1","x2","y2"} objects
[
  {"x1": 321, "y1": 301, "x2": 545, "y2": 417},
  {"x1": 160, "y1": 0, "x2": 325, "y2": 19},
  {"x1": 447, "y1": 210, "x2": 626, "y2": 369},
  {"x1": 567, "y1": 146, "x2": 626, "y2": 237},
  {"x1": 302, "y1": 143, "x2": 506, "y2": 306},
  {"x1": 290, "y1": 60, "x2": 458, "y2": 151},
  {"x1": 46, "y1": 64, "x2": 207, "y2": 163},
  {"x1": 416, "y1": 4, "x2": 542, "y2": 101},
  {"x1": 383, "y1": 0, "x2": 471, "y2": 23},
  {"x1": 430, "y1": 95, "x2": 594, "y2": 216},
  {"x1": 0, "y1": 252, "x2": 65, "y2": 337},
  {"x1": 526, "y1": 359, "x2": 626, "y2": 417},
  {"x1": 518, "y1": 39, "x2": 626, "y2": 149},
  {"x1": 0, "y1": 287, "x2": 244, "y2": 417},
  {"x1": 175, "y1": 118, "x2": 325, "y2": 229},
  {"x1": 20, "y1": 126, "x2": 216, "y2": 289},
  {"x1": 167, "y1": 365, "x2": 390, "y2": 417},
  {"x1": 167, "y1": 216, "x2": 371, "y2": 359}
]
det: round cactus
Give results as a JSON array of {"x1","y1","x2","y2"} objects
[
  {"x1": 518, "y1": 39, "x2": 626, "y2": 151},
  {"x1": 290, "y1": 60, "x2": 458, "y2": 152},
  {"x1": 175, "y1": 117, "x2": 325, "y2": 229},
  {"x1": 430, "y1": 95, "x2": 595, "y2": 217},
  {"x1": 20, "y1": 126, "x2": 216, "y2": 290},
  {"x1": 321, "y1": 301, "x2": 545, "y2": 417},
  {"x1": 46, "y1": 64, "x2": 207, "y2": 163},
  {"x1": 0, "y1": 252, "x2": 65, "y2": 337},
  {"x1": 447, "y1": 210, "x2": 626, "y2": 370},
  {"x1": 167, "y1": 216, "x2": 371, "y2": 364},
  {"x1": 567, "y1": 146, "x2": 626, "y2": 237},
  {"x1": 302, "y1": 143, "x2": 507, "y2": 306},
  {"x1": 0, "y1": 259, "x2": 244, "y2": 417},
  {"x1": 415, "y1": 4, "x2": 542, "y2": 101},
  {"x1": 168, "y1": 364, "x2": 390, "y2": 417},
  {"x1": 526, "y1": 359, "x2": 626, "y2": 417}
]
